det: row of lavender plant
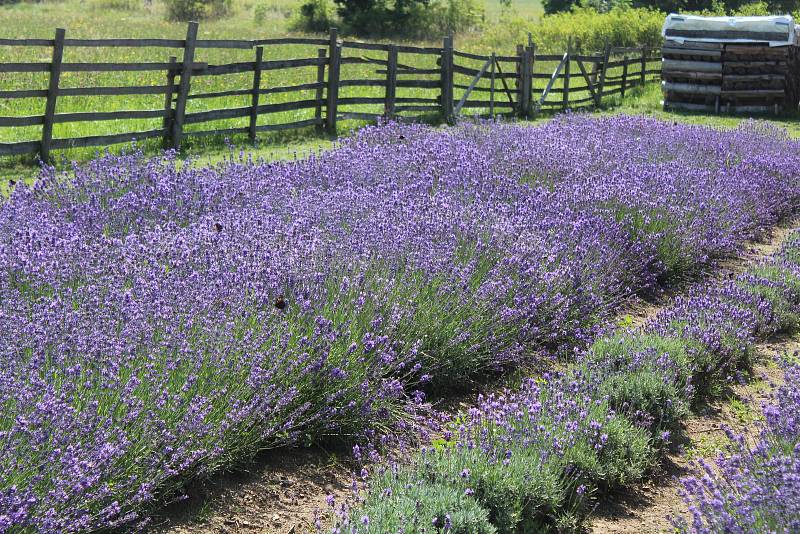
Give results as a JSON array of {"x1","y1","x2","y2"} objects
[
  {"x1": 672, "y1": 357, "x2": 800, "y2": 533},
  {"x1": 2, "y1": 116, "x2": 800, "y2": 532},
  {"x1": 343, "y1": 229, "x2": 800, "y2": 531}
]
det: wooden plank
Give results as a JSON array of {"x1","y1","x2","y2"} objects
[
  {"x1": 337, "y1": 97, "x2": 385, "y2": 105},
  {"x1": 453, "y1": 50, "x2": 491, "y2": 61},
  {"x1": 254, "y1": 37, "x2": 329, "y2": 46},
  {"x1": 261, "y1": 81, "x2": 324, "y2": 95},
  {"x1": 314, "y1": 49, "x2": 326, "y2": 130},
  {"x1": 0, "y1": 89, "x2": 47, "y2": 99},
  {"x1": 249, "y1": 46, "x2": 263, "y2": 142},
  {"x1": 662, "y1": 81, "x2": 721, "y2": 95},
  {"x1": 0, "y1": 140, "x2": 40, "y2": 156},
  {"x1": 663, "y1": 40, "x2": 723, "y2": 50},
  {"x1": 396, "y1": 79, "x2": 439, "y2": 88},
  {"x1": 662, "y1": 70, "x2": 721, "y2": 81},
  {"x1": 340, "y1": 56, "x2": 388, "y2": 66},
  {"x1": 257, "y1": 98, "x2": 320, "y2": 114},
  {"x1": 63, "y1": 38, "x2": 184, "y2": 48},
  {"x1": 395, "y1": 45, "x2": 441, "y2": 54},
  {"x1": 662, "y1": 47, "x2": 722, "y2": 58},
  {"x1": 53, "y1": 109, "x2": 166, "y2": 123},
  {"x1": 50, "y1": 128, "x2": 164, "y2": 149},
  {"x1": 575, "y1": 57, "x2": 597, "y2": 106},
  {"x1": 385, "y1": 45, "x2": 397, "y2": 118},
  {"x1": 60, "y1": 62, "x2": 200, "y2": 72},
  {"x1": 41, "y1": 28, "x2": 64, "y2": 163},
  {"x1": 455, "y1": 57, "x2": 492, "y2": 115},
  {"x1": 0, "y1": 63, "x2": 50, "y2": 73},
  {"x1": 194, "y1": 39, "x2": 254, "y2": 49},
  {"x1": 494, "y1": 58, "x2": 516, "y2": 108},
  {"x1": 537, "y1": 52, "x2": 567, "y2": 110},
  {"x1": 171, "y1": 21, "x2": 198, "y2": 150},
  {"x1": 255, "y1": 118, "x2": 322, "y2": 132},
  {"x1": 187, "y1": 88, "x2": 252, "y2": 100},
  {"x1": 441, "y1": 35, "x2": 454, "y2": 122},
  {"x1": 662, "y1": 59, "x2": 722, "y2": 73},
  {"x1": 664, "y1": 101, "x2": 715, "y2": 112},
  {"x1": 724, "y1": 73, "x2": 785, "y2": 82},
  {"x1": 665, "y1": 29, "x2": 789, "y2": 41},
  {"x1": 60, "y1": 85, "x2": 175, "y2": 97},
  {"x1": 453, "y1": 64, "x2": 515, "y2": 79},
  {"x1": 339, "y1": 79, "x2": 387, "y2": 87},
  {"x1": 341, "y1": 41, "x2": 389, "y2": 51},
  {"x1": 0, "y1": 38, "x2": 53, "y2": 46},
  {"x1": 326, "y1": 28, "x2": 340, "y2": 135},
  {"x1": 0, "y1": 115, "x2": 43, "y2": 127},
  {"x1": 721, "y1": 89, "x2": 785, "y2": 97},
  {"x1": 184, "y1": 106, "x2": 250, "y2": 124}
]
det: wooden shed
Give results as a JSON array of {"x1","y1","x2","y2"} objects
[{"x1": 661, "y1": 14, "x2": 799, "y2": 114}]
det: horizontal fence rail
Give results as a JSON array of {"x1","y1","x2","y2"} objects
[{"x1": 0, "y1": 24, "x2": 661, "y2": 161}]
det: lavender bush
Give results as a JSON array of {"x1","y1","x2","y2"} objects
[
  {"x1": 345, "y1": 226, "x2": 800, "y2": 531},
  {"x1": 2, "y1": 116, "x2": 800, "y2": 531},
  {"x1": 673, "y1": 358, "x2": 800, "y2": 533}
]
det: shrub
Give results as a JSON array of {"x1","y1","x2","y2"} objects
[
  {"x1": 165, "y1": 0, "x2": 231, "y2": 20},
  {"x1": 323, "y1": 0, "x2": 482, "y2": 37},
  {"x1": 290, "y1": 0, "x2": 333, "y2": 32},
  {"x1": 481, "y1": 7, "x2": 664, "y2": 53},
  {"x1": 355, "y1": 470, "x2": 496, "y2": 533}
]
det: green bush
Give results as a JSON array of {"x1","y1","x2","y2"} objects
[
  {"x1": 356, "y1": 469, "x2": 496, "y2": 533},
  {"x1": 480, "y1": 7, "x2": 663, "y2": 53},
  {"x1": 422, "y1": 446, "x2": 584, "y2": 532},
  {"x1": 322, "y1": 0, "x2": 482, "y2": 37},
  {"x1": 166, "y1": 0, "x2": 231, "y2": 20},
  {"x1": 290, "y1": 0, "x2": 333, "y2": 31}
]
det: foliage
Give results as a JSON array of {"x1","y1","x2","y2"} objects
[
  {"x1": 326, "y1": 0, "x2": 483, "y2": 37},
  {"x1": 165, "y1": 0, "x2": 231, "y2": 20},
  {"x1": 481, "y1": 7, "x2": 663, "y2": 53},
  {"x1": 290, "y1": 0, "x2": 333, "y2": 31}
]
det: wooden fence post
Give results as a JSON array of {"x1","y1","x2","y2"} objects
[
  {"x1": 171, "y1": 21, "x2": 198, "y2": 151},
  {"x1": 326, "y1": 28, "x2": 340, "y2": 135},
  {"x1": 385, "y1": 44, "x2": 397, "y2": 119},
  {"x1": 41, "y1": 27, "x2": 65, "y2": 163},
  {"x1": 249, "y1": 46, "x2": 263, "y2": 142},
  {"x1": 440, "y1": 35, "x2": 454, "y2": 123},
  {"x1": 562, "y1": 37, "x2": 571, "y2": 110},
  {"x1": 162, "y1": 56, "x2": 177, "y2": 144},
  {"x1": 640, "y1": 46, "x2": 647, "y2": 86},
  {"x1": 597, "y1": 42, "x2": 611, "y2": 108},
  {"x1": 314, "y1": 48, "x2": 326, "y2": 130},
  {"x1": 490, "y1": 52, "x2": 496, "y2": 119},
  {"x1": 621, "y1": 55, "x2": 628, "y2": 97}
]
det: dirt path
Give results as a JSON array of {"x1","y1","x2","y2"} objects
[
  {"x1": 589, "y1": 334, "x2": 795, "y2": 534},
  {"x1": 152, "y1": 219, "x2": 800, "y2": 534}
]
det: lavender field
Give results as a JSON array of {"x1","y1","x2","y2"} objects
[{"x1": 2, "y1": 116, "x2": 800, "y2": 532}]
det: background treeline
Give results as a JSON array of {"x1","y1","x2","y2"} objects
[{"x1": 1, "y1": 0, "x2": 797, "y2": 53}]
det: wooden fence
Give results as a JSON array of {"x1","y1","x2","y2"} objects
[{"x1": 0, "y1": 24, "x2": 662, "y2": 161}]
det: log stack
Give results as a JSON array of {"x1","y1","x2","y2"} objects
[
  {"x1": 663, "y1": 40, "x2": 790, "y2": 114},
  {"x1": 660, "y1": 14, "x2": 799, "y2": 114}
]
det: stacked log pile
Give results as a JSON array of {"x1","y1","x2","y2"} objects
[{"x1": 663, "y1": 39, "x2": 794, "y2": 114}]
